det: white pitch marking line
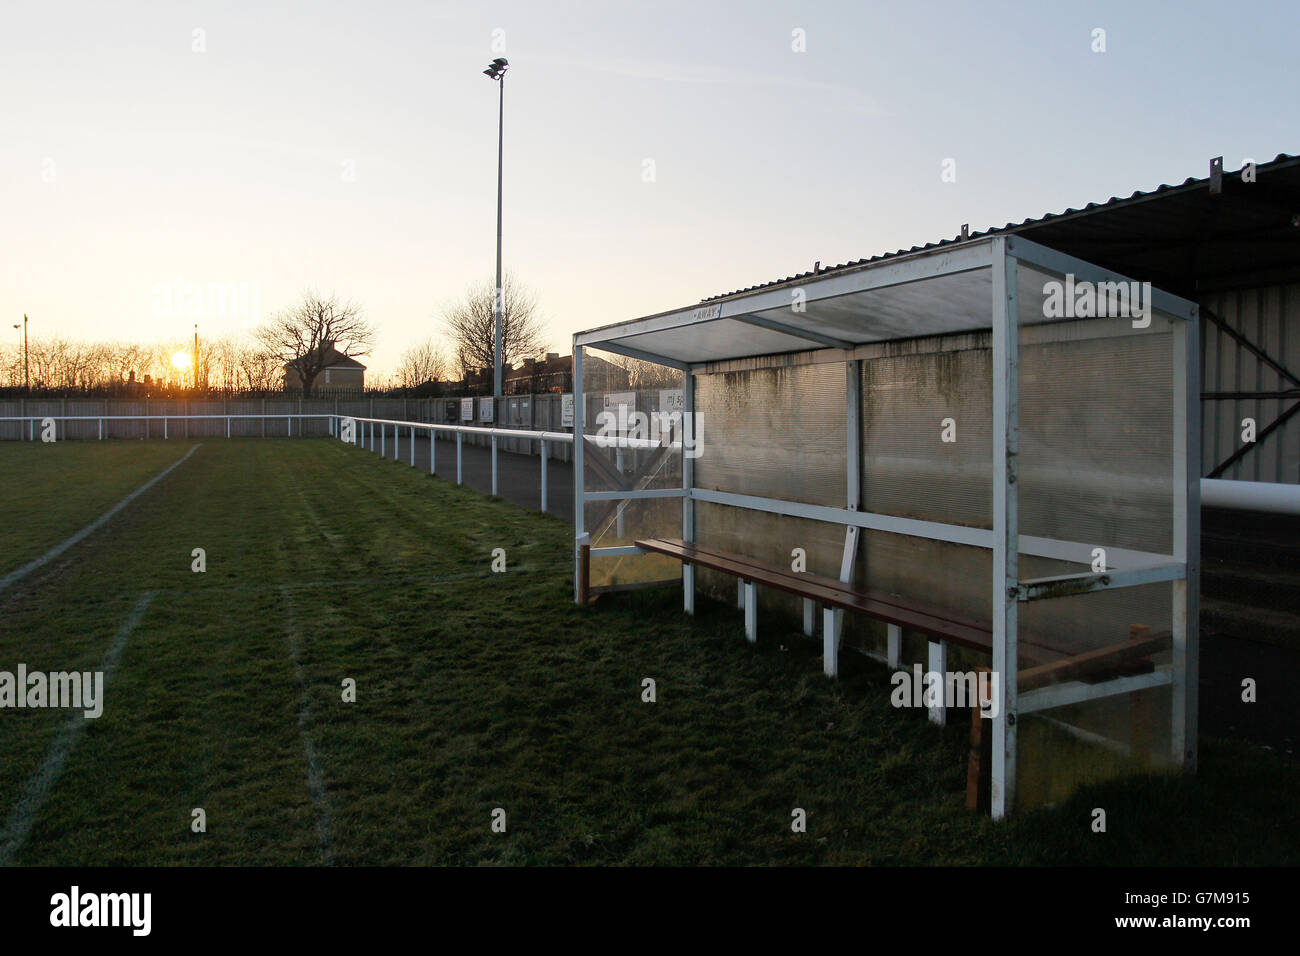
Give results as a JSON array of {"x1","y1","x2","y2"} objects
[
  {"x1": 0, "y1": 591, "x2": 155, "y2": 865},
  {"x1": 0, "y1": 443, "x2": 203, "y2": 594},
  {"x1": 279, "y1": 586, "x2": 334, "y2": 864}
]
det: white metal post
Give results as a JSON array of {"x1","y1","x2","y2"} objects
[
  {"x1": 410, "y1": 426, "x2": 414, "y2": 466},
  {"x1": 682, "y1": 367, "x2": 696, "y2": 614},
  {"x1": 491, "y1": 435, "x2": 498, "y2": 495},
  {"x1": 381, "y1": 424, "x2": 385, "y2": 457},
  {"x1": 430, "y1": 427, "x2": 436, "y2": 474},
  {"x1": 927, "y1": 640, "x2": 948, "y2": 725},
  {"x1": 887, "y1": 623, "x2": 901, "y2": 669},
  {"x1": 227, "y1": 417, "x2": 231, "y2": 438},
  {"x1": 1172, "y1": 310, "x2": 1201, "y2": 770},
  {"x1": 456, "y1": 431, "x2": 463, "y2": 484},
  {"x1": 615, "y1": 448, "x2": 625, "y2": 538},
  {"x1": 990, "y1": 238, "x2": 1020, "y2": 820},
  {"x1": 540, "y1": 439, "x2": 548, "y2": 513},
  {"x1": 825, "y1": 360, "x2": 862, "y2": 677},
  {"x1": 164, "y1": 417, "x2": 168, "y2": 439},
  {"x1": 744, "y1": 580, "x2": 757, "y2": 642},
  {"x1": 573, "y1": 344, "x2": 585, "y2": 602},
  {"x1": 98, "y1": 419, "x2": 102, "y2": 440}
]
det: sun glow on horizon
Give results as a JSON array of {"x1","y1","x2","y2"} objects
[{"x1": 171, "y1": 350, "x2": 192, "y2": 371}]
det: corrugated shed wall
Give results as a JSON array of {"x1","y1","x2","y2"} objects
[{"x1": 1201, "y1": 282, "x2": 1300, "y2": 483}]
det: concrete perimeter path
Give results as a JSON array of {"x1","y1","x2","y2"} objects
[{"x1": 359, "y1": 432, "x2": 575, "y2": 524}]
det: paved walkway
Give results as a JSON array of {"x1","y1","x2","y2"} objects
[{"x1": 360, "y1": 432, "x2": 575, "y2": 523}]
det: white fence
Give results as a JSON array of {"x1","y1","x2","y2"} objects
[
  {"x1": 0, "y1": 395, "x2": 576, "y2": 460},
  {"x1": 0, "y1": 411, "x2": 588, "y2": 516},
  {"x1": 345, "y1": 415, "x2": 574, "y2": 514}
]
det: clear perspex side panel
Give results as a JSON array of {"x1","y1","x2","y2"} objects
[
  {"x1": 579, "y1": 348, "x2": 685, "y2": 591},
  {"x1": 1013, "y1": 262, "x2": 1183, "y2": 811}
]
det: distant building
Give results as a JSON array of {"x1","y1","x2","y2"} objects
[
  {"x1": 283, "y1": 343, "x2": 366, "y2": 391},
  {"x1": 505, "y1": 352, "x2": 572, "y2": 393},
  {"x1": 447, "y1": 352, "x2": 638, "y2": 395}
]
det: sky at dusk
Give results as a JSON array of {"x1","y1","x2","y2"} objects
[{"x1": 4, "y1": 0, "x2": 1298, "y2": 376}]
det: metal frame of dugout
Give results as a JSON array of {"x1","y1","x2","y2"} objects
[{"x1": 571, "y1": 235, "x2": 1200, "y2": 819}]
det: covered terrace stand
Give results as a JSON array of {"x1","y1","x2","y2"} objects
[{"x1": 572, "y1": 235, "x2": 1199, "y2": 818}]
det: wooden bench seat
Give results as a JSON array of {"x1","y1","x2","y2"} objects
[
  {"x1": 635, "y1": 537, "x2": 1003, "y2": 657},
  {"x1": 628, "y1": 536, "x2": 1171, "y2": 812},
  {"x1": 634, "y1": 538, "x2": 1092, "y2": 667}
]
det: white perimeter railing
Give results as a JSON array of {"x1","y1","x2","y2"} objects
[
  {"x1": 344, "y1": 415, "x2": 679, "y2": 515},
  {"x1": 0, "y1": 413, "x2": 677, "y2": 517},
  {"x1": 344, "y1": 415, "x2": 575, "y2": 514}
]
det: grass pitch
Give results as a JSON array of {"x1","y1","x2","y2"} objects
[{"x1": 0, "y1": 438, "x2": 1295, "y2": 865}]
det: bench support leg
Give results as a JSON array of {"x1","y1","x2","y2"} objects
[
  {"x1": 1129, "y1": 624, "x2": 1153, "y2": 762},
  {"x1": 967, "y1": 667, "x2": 993, "y2": 812},
  {"x1": 683, "y1": 565, "x2": 695, "y2": 615},
  {"x1": 927, "y1": 639, "x2": 948, "y2": 725},
  {"x1": 743, "y1": 580, "x2": 757, "y2": 643},
  {"x1": 737, "y1": 578, "x2": 745, "y2": 609},
  {"x1": 887, "y1": 623, "x2": 901, "y2": 670},
  {"x1": 803, "y1": 598, "x2": 815, "y2": 637},
  {"x1": 825, "y1": 525, "x2": 858, "y2": 679},
  {"x1": 577, "y1": 537, "x2": 590, "y2": 606},
  {"x1": 823, "y1": 608, "x2": 840, "y2": 677}
]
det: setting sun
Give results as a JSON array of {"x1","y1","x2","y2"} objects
[{"x1": 171, "y1": 350, "x2": 192, "y2": 371}]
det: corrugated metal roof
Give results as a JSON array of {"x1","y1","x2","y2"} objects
[{"x1": 702, "y1": 153, "x2": 1300, "y2": 303}]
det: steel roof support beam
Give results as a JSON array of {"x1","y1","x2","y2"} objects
[
  {"x1": 1005, "y1": 235, "x2": 1199, "y2": 322},
  {"x1": 594, "y1": 341, "x2": 690, "y2": 372},
  {"x1": 730, "y1": 312, "x2": 853, "y2": 349}
]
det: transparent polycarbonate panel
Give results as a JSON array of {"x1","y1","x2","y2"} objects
[
  {"x1": 1019, "y1": 556, "x2": 1174, "y2": 657},
  {"x1": 586, "y1": 493, "x2": 685, "y2": 591},
  {"x1": 694, "y1": 362, "x2": 847, "y2": 507},
  {"x1": 860, "y1": 344, "x2": 992, "y2": 528},
  {"x1": 746, "y1": 267, "x2": 995, "y2": 344},
  {"x1": 693, "y1": 501, "x2": 843, "y2": 622},
  {"x1": 858, "y1": 530, "x2": 993, "y2": 623},
  {"x1": 836, "y1": 529, "x2": 996, "y2": 669},
  {"x1": 1017, "y1": 315, "x2": 1175, "y2": 558},
  {"x1": 1014, "y1": 581, "x2": 1176, "y2": 811},
  {"x1": 578, "y1": 348, "x2": 685, "y2": 493}
]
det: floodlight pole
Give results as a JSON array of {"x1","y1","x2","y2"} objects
[{"x1": 491, "y1": 65, "x2": 506, "y2": 399}]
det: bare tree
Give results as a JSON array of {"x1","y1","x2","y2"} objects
[
  {"x1": 255, "y1": 291, "x2": 374, "y2": 397},
  {"x1": 235, "y1": 343, "x2": 284, "y2": 391},
  {"x1": 0, "y1": 342, "x2": 20, "y2": 388},
  {"x1": 395, "y1": 337, "x2": 449, "y2": 388},
  {"x1": 611, "y1": 354, "x2": 680, "y2": 388},
  {"x1": 102, "y1": 341, "x2": 152, "y2": 386},
  {"x1": 440, "y1": 272, "x2": 548, "y2": 380}
]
